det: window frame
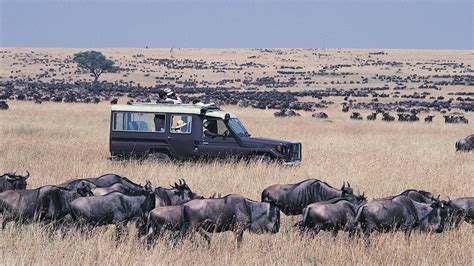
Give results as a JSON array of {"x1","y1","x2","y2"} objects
[{"x1": 111, "y1": 111, "x2": 167, "y2": 133}]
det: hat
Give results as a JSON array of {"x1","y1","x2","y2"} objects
[
  {"x1": 174, "y1": 120, "x2": 187, "y2": 129},
  {"x1": 164, "y1": 88, "x2": 174, "y2": 96}
]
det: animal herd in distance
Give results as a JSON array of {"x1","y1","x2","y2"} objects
[{"x1": 1, "y1": 172, "x2": 472, "y2": 248}]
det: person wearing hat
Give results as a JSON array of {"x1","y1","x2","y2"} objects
[
  {"x1": 172, "y1": 119, "x2": 187, "y2": 133},
  {"x1": 164, "y1": 88, "x2": 182, "y2": 104}
]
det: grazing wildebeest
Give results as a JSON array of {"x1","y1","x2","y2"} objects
[
  {"x1": 312, "y1": 112, "x2": 328, "y2": 119},
  {"x1": 382, "y1": 112, "x2": 395, "y2": 122},
  {"x1": 0, "y1": 171, "x2": 29, "y2": 192},
  {"x1": 154, "y1": 179, "x2": 203, "y2": 207},
  {"x1": 350, "y1": 112, "x2": 363, "y2": 120},
  {"x1": 0, "y1": 184, "x2": 92, "y2": 228},
  {"x1": 69, "y1": 180, "x2": 155, "y2": 238},
  {"x1": 60, "y1": 173, "x2": 143, "y2": 192},
  {"x1": 350, "y1": 195, "x2": 446, "y2": 240},
  {"x1": 297, "y1": 195, "x2": 367, "y2": 237},
  {"x1": 261, "y1": 179, "x2": 358, "y2": 215},
  {"x1": 0, "y1": 100, "x2": 9, "y2": 110},
  {"x1": 176, "y1": 194, "x2": 280, "y2": 248},
  {"x1": 342, "y1": 105, "x2": 349, "y2": 112},
  {"x1": 455, "y1": 134, "x2": 474, "y2": 152},
  {"x1": 367, "y1": 113, "x2": 377, "y2": 120},
  {"x1": 424, "y1": 115, "x2": 434, "y2": 123},
  {"x1": 444, "y1": 197, "x2": 474, "y2": 227}
]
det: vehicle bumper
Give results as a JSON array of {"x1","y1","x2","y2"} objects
[{"x1": 282, "y1": 160, "x2": 301, "y2": 166}]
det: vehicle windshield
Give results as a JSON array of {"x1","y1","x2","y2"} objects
[{"x1": 227, "y1": 118, "x2": 250, "y2": 137}]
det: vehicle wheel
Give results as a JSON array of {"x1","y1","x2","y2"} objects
[
  {"x1": 148, "y1": 152, "x2": 171, "y2": 163},
  {"x1": 252, "y1": 154, "x2": 273, "y2": 164}
]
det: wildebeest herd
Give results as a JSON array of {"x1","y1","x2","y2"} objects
[{"x1": 1, "y1": 172, "x2": 472, "y2": 248}]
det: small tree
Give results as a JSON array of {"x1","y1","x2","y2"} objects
[{"x1": 73, "y1": 51, "x2": 114, "y2": 83}]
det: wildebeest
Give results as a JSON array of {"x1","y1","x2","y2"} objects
[
  {"x1": 399, "y1": 189, "x2": 435, "y2": 204},
  {"x1": 0, "y1": 100, "x2": 9, "y2": 110},
  {"x1": 261, "y1": 180, "x2": 358, "y2": 215},
  {"x1": 91, "y1": 182, "x2": 146, "y2": 196},
  {"x1": 350, "y1": 112, "x2": 363, "y2": 120},
  {"x1": 382, "y1": 112, "x2": 395, "y2": 122},
  {"x1": 350, "y1": 195, "x2": 446, "y2": 240},
  {"x1": 60, "y1": 173, "x2": 143, "y2": 192},
  {"x1": 444, "y1": 113, "x2": 469, "y2": 124},
  {"x1": 297, "y1": 195, "x2": 367, "y2": 237},
  {"x1": 424, "y1": 115, "x2": 434, "y2": 123},
  {"x1": 312, "y1": 112, "x2": 328, "y2": 119},
  {"x1": 176, "y1": 194, "x2": 280, "y2": 247},
  {"x1": 455, "y1": 134, "x2": 474, "y2": 152},
  {"x1": 154, "y1": 179, "x2": 203, "y2": 207},
  {"x1": 0, "y1": 171, "x2": 30, "y2": 192},
  {"x1": 69, "y1": 180, "x2": 155, "y2": 238},
  {"x1": 444, "y1": 197, "x2": 474, "y2": 227},
  {"x1": 367, "y1": 113, "x2": 377, "y2": 120},
  {"x1": 0, "y1": 184, "x2": 92, "y2": 228}
]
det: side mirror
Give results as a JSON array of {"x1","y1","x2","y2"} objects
[{"x1": 225, "y1": 113, "x2": 230, "y2": 121}]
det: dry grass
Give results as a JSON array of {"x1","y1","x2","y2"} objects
[{"x1": 0, "y1": 101, "x2": 473, "y2": 265}]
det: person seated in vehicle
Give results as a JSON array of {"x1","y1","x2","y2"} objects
[
  {"x1": 154, "y1": 114, "x2": 165, "y2": 131},
  {"x1": 172, "y1": 120, "x2": 187, "y2": 133},
  {"x1": 203, "y1": 120, "x2": 219, "y2": 137}
]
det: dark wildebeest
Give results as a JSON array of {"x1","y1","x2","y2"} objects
[
  {"x1": 0, "y1": 100, "x2": 8, "y2": 110},
  {"x1": 424, "y1": 115, "x2": 434, "y2": 123},
  {"x1": 443, "y1": 197, "x2": 474, "y2": 227},
  {"x1": 261, "y1": 180, "x2": 358, "y2": 215},
  {"x1": 455, "y1": 134, "x2": 474, "y2": 152},
  {"x1": 297, "y1": 195, "x2": 367, "y2": 238},
  {"x1": 312, "y1": 112, "x2": 328, "y2": 119},
  {"x1": 367, "y1": 113, "x2": 377, "y2": 120},
  {"x1": 175, "y1": 194, "x2": 280, "y2": 248},
  {"x1": 382, "y1": 113, "x2": 395, "y2": 122},
  {"x1": 69, "y1": 180, "x2": 155, "y2": 238},
  {"x1": 350, "y1": 112, "x2": 363, "y2": 120},
  {"x1": 0, "y1": 171, "x2": 30, "y2": 192},
  {"x1": 154, "y1": 179, "x2": 203, "y2": 207},
  {"x1": 350, "y1": 195, "x2": 446, "y2": 240},
  {"x1": 0, "y1": 184, "x2": 92, "y2": 229},
  {"x1": 60, "y1": 173, "x2": 144, "y2": 192}
]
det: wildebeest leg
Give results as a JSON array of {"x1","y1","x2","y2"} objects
[
  {"x1": 235, "y1": 229, "x2": 244, "y2": 249},
  {"x1": 331, "y1": 229, "x2": 339, "y2": 239},
  {"x1": 198, "y1": 228, "x2": 212, "y2": 248},
  {"x1": 115, "y1": 222, "x2": 127, "y2": 241},
  {"x1": 1, "y1": 216, "x2": 12, "y2": 230},
  {"x1": 309, "y1": 227, "x2": 320, "y2": 238},
  {"x1": 173, "y1": 223, "x2": 189, "y2": 247}
]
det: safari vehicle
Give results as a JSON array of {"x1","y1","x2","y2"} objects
[{"x1": 109, "y1": 103, "x2": 302, "y2": 165}]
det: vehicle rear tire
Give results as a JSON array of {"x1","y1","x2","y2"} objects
[{"x1": 148, "y1": 152, "x2": 171, "y2": 163}]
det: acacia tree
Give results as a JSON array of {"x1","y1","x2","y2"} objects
[{"x1": 73, "y1": 51, "x2": 114, "y2": 83}]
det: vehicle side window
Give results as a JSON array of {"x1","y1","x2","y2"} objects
[
  {"x1": 170, "y1": 115, "x2": 192, "y2": 134},
  {"x1": 113, "y1": 112, "x2": 165, "y2": 132},
  {"x1": 203, "y1": 118, "x2": 229, "y2": 137}
]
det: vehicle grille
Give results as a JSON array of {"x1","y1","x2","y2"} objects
[{"x1": 285, "y1": 143, "x2": 301, "y2": 162}]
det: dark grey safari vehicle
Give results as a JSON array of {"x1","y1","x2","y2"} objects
[{"x1": 109, "y1": 103, "x2": 301, "y2": 165}]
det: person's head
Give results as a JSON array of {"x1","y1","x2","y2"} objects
[{"x1": 158, "y1": 91, "x2": 167, "y2": 99}]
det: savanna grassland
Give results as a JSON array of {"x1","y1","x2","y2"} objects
[{"x1": 0, "y1": 99, "x2": 473, "y2": 265}]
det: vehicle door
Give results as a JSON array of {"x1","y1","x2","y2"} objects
[
  {"x1": 196, "y1": 117, "x2": 240, "y2": 158},
  {"x1": 166, "y1": 114, "x2": 196, "y2": 158}
]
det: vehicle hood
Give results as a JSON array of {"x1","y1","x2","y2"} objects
[{"x1": 239, "y1": 136, "x2": 293, "y2": 147}]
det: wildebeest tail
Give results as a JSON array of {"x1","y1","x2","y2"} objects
[{"x1": 352, "y1": 205, "x2": 366, "y2": 229}]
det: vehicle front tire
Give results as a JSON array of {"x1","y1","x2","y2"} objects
[{"x1": 252, "y1": 154, "x2": 273, "y2": 164}]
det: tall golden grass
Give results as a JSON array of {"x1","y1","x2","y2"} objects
[{"x1": 0, "y1": 101, "x2": 473, "y2": 265}]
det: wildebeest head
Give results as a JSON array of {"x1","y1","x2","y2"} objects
[
  {"x1": 76, "y1": 183, "x2": 93, "y2": 197},
  {"x1": 340, "y1": 182, "x2": 353, "y2": 195},
  {"x1": 1, "y1": 171, "x2": 30, "y2": 190},
  {"x1": 170, "y1": 179, "x2": 203, "y2": 201},
  {"x1": 420, "y1": 195, "x2": 448, "y2": 233}
]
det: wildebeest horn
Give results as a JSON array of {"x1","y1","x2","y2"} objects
[
  {"x1": 347, "y1": 182, "x2": 351, "y2": 188},
  {"x1": 25, "y1": 171, "x2": 30, "y2": 179},
  {"x1": 341, "y1": 182, "x2": 346, "y2": 190}
]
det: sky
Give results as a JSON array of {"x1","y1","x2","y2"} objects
[{"x1": 0, "y1": 0, "x2": 472, "y2": 49}]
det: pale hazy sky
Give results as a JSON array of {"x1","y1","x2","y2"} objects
[{"x1": 1, "y1": 0, "x2": 472, "y2": 49}]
